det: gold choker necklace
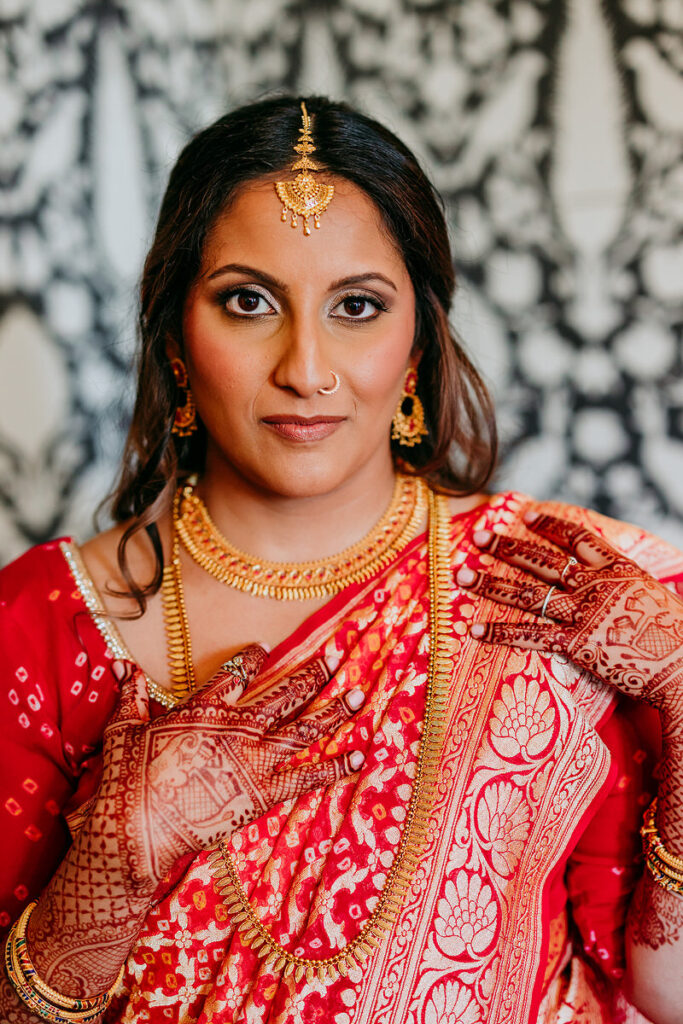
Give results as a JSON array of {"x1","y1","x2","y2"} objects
[{"x1": 174, "y1": 475, "x2": 428, "y2": 601}]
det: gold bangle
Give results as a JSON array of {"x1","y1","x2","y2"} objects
[
  {"x1": 646, "y1": 849, "x2": 683, "y2": 882},
  {"x1": 642, "y1": 798, "x2": 683, "y2": 897},
  {"x1": 642, "y1": 798, "x2": 683, "y2": 868},
  {"x1": 5, "y1": 901, "x2": 124, "y2": 1022}
]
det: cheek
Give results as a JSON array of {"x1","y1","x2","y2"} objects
[
  {"x1": 184, "y1": 313, "x2": 262, "y2": 410},
  {"x1": 351, "y1": 319, "x2": 414, "y2": 405}
]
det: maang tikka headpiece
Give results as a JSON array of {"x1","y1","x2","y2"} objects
[{"x1": 274, "y1": 102, "x2": 335, "y2": 236}]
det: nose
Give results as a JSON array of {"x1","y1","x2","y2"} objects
[{"x1": 272, "y1": 314, "x2": 333, "y2": 399}]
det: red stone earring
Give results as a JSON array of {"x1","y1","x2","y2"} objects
[
  {"x1": 391, "y1": 366, "x2": 428, "y2": 447},
  {"x1": 170, "y1": 358, "x2": 197, "y2": 437}
]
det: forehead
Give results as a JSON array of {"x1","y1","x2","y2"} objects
[{"x1": 199, "y1": 179, "x2": 409, "y2": 284}]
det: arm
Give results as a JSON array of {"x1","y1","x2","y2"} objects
[
  {"x1": 2, "y1": 648, "x2": 364, "y2": 1020},
  {"x1": 456, "y1": 511, "x2": 683, "y2": 1024},
  {"x1": 625, "y1": 714, "x2": 683, "y2": 1024}
]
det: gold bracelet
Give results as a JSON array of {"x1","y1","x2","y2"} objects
[
  {"x1": 5, "y1": 901, "x2": 124, "y2": 1022},
  {"x1": 642, "y1": 798, "x2": 683, "y2": 897}
]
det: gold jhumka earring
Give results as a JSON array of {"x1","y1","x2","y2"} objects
[
  {"x1": 391, "y1": 366, "x2": 428, "y2": 447},
  {"x1": 170, "y1": 357, "x2": 197, "y2": 437},
  {"x1": 274, "y1": 101, "x2": 335, "y2": 235}
]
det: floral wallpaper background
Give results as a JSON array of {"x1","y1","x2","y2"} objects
[{"x1": 0, "y1": 0, "x2": 681, "y2": 563}]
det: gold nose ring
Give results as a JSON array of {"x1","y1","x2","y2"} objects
[{"x1": 318, "y1": 371, "x2": 340, "y2": 395}]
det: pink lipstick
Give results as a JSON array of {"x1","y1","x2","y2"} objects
[{"x1": 262, "y1": 415, "x2": 345, "y2": 442}]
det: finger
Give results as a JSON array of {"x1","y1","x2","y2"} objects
[
  {"x1": 268, "y1": 689, "x2": 365, "y2": 748},
  {"x1": 470, "y1": 620, "x2": 577, "y2": 652},
  {"x1": 456, "y1": 568, "x2": 575, "y2": 622},
  {"x1": 523, "y1": 510, "x2": 616, "y2": 568},
  {"x1": 268, "y1": 749, "x2": 365, "y2": 803},
  {"x1": 200, "y1": 643, "x2": 270, "y2": 707},
  {"x1": 472, "y1": 531, "x2": 571, "y2": 584},
  {"x1": 106, "y1": 663, "x2": 150, "y2": 730},
  {"x1": 240, "y1": 656, "x2": 331, "y2": 727}
]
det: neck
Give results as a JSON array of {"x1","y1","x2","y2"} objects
[{"x1": 195, "y1": 456, "x2": 401, "y2": 564}]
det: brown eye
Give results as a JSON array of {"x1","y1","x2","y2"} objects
[
  {"x1": 237, "y1": 292, "x2": 260, "y2": 312},
  {"x1": 223, "y1": 289, "x2": 273, "y2": 316},
  {"x1": 343, "y1": 297, "x2": 367, "y2": 317},
  {"x1": 332, "y1": 294, "x2": 384, "y2": 321}
]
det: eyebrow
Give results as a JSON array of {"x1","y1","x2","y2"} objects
[{"x1": 206, "y1": 263, "x2": 397, "y2": 293}]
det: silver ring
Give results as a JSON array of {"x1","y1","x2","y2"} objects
[
  {"x1": 318, "y1": 371, "x2": 340, "y2": 395},
  {"x1": 540, "y1": 585, "x2": 556, "y2": 619},
  {"x1": 560, "y1": 556, "x2": 578, "y2": 582}
]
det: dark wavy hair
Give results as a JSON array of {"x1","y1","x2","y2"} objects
[{"x1": 110, "y1": 94, "x2": 497, "y2": 609}]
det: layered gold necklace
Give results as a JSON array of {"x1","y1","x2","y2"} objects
[
  {"x1": 174, "y1": 473, "x2": 427, "y2": 601},
  {"x1": 161, "y1": 475, "x2": 427, "y2": 700},
  {"x1": 160, "y1": 477, "x2": 454, "y2": 984}
]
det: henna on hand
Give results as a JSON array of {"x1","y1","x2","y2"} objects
[
  {"x1": 23, "y1": 648, "x2": 365, "y2": 999},
  {"x1": 628, "y1": 870, "x2": 683, "y2": 951},
  {"x1": 100, "y1": 647, "x2": 364, "y2": 894},
  {"x1": 456, "y1": 510, "x2": 683, "y2": 710}
]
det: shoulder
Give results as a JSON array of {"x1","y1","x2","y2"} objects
[
  {"x1": 0, "y1": 537, "x2": 116, "y2": 714},
  {"x1": 0, "y1": 537, "x2": 76, "y2": 620},
  {"x1": 79, "y1": 519, "x2": 167, "y2": 619}
]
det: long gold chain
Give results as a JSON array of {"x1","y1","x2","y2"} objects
[
  {"x1": 160, "y1": 490, "x2": 197, "y2": 700},
  {"x1": 207, "y1": 488, "x2": 453, "y2": 984},
  {"x1": 175, "y1": 474, "x2": 427, "y2": 600}
]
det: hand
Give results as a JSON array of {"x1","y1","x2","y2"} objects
[
  {"x1": 93, "y1": 646, "x2": 365, "y2": 896},
  {"x1": 456, "y1": 509, "x2": 683, "y2": 709}
]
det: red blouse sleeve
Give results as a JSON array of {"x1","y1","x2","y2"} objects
[{"x1": 0, "y1": 541, "x2": 119, "y2": 933}]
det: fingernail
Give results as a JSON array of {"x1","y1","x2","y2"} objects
[
  {"x1": 346, "y1": 688, "x2": 365, "y2": 710},
  {"x1": 524, "y1": 509, "x2": 540, "y2": 525},
  {"x1": 256, "y1": 641, "x2": 271, "y2": 653},
  {"x1": 473, "y1": 530, "x2": 493, "y2": 547},
  {"x1": 456, "y1": 567, "x2": 476, "y2": 586},
  {"x1": 349, "y1": 750, "x2": 365, "y2": 770},
  {"x1": 470, "y1": 623, "x2": 486, "y2": 638},
  {"x1": 112, "y1": 660, "x2": 127, "y2": 681}
]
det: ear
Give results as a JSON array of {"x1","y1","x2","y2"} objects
[{"x1": 165, "y1": 334, "x2": 182, "y2": 362}]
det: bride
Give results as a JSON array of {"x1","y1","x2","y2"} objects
[{"x1": 1, "y1": 95, "x2": 681, "y2": 1024}]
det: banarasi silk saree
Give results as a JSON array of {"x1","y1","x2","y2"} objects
[{"x1": 2, "y1": 491, "x2": 682, "y2": 1024}]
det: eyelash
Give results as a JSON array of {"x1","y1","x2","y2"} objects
[{"x1": 216, "y1": 287, "x2": 389, "y2": 322}]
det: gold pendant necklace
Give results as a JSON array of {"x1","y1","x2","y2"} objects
[
  {"x1": 175, "y1": 474, "x2": 427, "y2": 600},
  {"x1": 160, "y1": 484, "x2": 453, "y2": 984}
]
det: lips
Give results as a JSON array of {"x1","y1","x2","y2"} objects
[{"x1": 262, "y1": 415, "x2": 346, "y2": 442}]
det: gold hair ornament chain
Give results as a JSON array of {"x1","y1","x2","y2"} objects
[
  {"x1": 274, "y1": 101, "x2": 335, "y2": 235},
  {"x1": 175, "y1": 474, "x2": 427, "y2": 601},
  {"x1": 207, "y1": 487, "x2": 453, "y2": 984}
]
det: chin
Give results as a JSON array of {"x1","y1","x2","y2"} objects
[{"x1": 254, "y1": 462, "x2": 351, "y2": 499}]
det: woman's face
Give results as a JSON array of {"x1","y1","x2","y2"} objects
[{"x1": 180, "y1": 179, "x2": 416, "y2": 500}]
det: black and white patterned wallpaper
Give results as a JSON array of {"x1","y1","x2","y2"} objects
[{"x1": 1, "y1": 0, "x2": 682, "y2": 563}]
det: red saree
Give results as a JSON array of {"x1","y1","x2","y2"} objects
[{"x1": 1, "y1": 491, "x2": 680, "y2": 1024}]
